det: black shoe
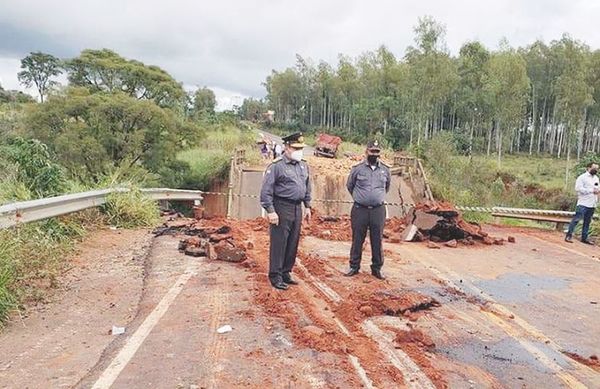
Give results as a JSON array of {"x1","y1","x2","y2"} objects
[
  {"x1": 581, "y1": 240, "x2": 594, "y2": 245},
  {"x1": 371, "y1": 269, "x2": 386, "y2": 280},
  {"x1": 271, "y1": 282, "x2": 289, "y2": 290},
  {"x1": 282, "y1": 276, "x2": 299, "y2": 285},
  {"x1": 344, "y1": 268, "x2": 359, "y2": 277},
  {"x1": 565, "y1": 235, "x2": 573, "y2": 243}
]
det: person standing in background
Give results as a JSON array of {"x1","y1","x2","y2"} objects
[{"x1": 565, "y1": 162, "x2": 600, "y2": 244}]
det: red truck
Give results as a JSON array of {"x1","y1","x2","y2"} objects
[{"x1": 314, "y1": 133, "x2": 342, "y2": 158}]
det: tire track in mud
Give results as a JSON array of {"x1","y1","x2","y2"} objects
[{"x1": 294, "y1": 256, "x2": 438, "y2": 389}]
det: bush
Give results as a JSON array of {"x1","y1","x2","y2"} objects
[
  {"x1": 1, "y1": 137, "x2": 66, "y2": 198},
  {"x1": 103, "y1": 189, "x2": 160, "y2": 228}
]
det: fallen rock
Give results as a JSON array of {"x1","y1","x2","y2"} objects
[
  {"x1": 427, "y1": 241, "x2": 441, "y2": 249},
  {"x1": 389, "y1": 235, "x2": 402, "y2": 244},
  {"x1": 209, "y1": 233, "x2": 234, "y2": 243},
  {"x1": 184, "y1": 246, "x2": 206, "y2": 257},
  {"x1": 301, "y1": 325, "x2": 325, "y2": 338},
  {"x1": 213, "y1": 241, "x2": 246, "y2": 262},
  {"x1": 493, "y1": 238, "x2": 505, "y2": 245},
  {"x1": 245, "y1": 241, "x2": 255, "y2": 250},
  {"x1": 508, "y1": 236, "x2": 516, "y2": 243},
  {"x1": 359, "y1": 305, "x2": 374, "y2": 316},
  {"x1": 444, "y1": 239, "x2": 458, "y2": 248}
]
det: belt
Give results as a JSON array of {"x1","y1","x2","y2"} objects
[
  {"x1": 274, "y1": 196, "x2": 302, "y2": 205},
  {"x1": 354, "y1": 202, "x2": 383, "y2": 209}
]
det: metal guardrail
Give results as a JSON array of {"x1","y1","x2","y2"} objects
[{"x1": 0, "y1": 188, "x2": 203, "y2": 229}]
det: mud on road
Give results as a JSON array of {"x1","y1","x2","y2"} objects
[{"x1": 1, "y1": 215, "x2": 600, "y2": 388}]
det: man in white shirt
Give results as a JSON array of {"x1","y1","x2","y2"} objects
[{"x1": 565, "y1": 162, "x2": 600, "y2": 244}]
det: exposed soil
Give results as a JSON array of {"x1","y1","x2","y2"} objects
[{"x1": 562, "y1": 351, "x2": 600, "y2": 372}]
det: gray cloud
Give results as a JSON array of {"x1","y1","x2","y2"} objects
[{"x1": 1, "y1": 0, "x2": 600, "y2": 103}]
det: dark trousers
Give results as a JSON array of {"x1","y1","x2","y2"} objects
[
  {"x1": 350, "y1": 204, "x2": 385, "y2": 271},
  {"x1": 269, "y1": 199, "x2": 302, "y2": 284},
  {"x1": 567, "y1": 205, "x2": 595, "y2": 241}
]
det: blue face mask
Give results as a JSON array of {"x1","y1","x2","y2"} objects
[{"x1": 367, "y1": 155, "x2": 379, "y2": 165}]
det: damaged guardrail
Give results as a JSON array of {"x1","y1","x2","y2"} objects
[{"x1": 0, "y1": 188, "x2": 203, "y2": 229}]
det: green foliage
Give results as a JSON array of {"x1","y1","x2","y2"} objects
[
  {"x1": 1, "y1": 137, "x2": 66, "y2": 198},
  {"x1": 17, "y1": 52, "x2": 62, "y2": 103},
  {"x1": 103, "y1": 189, "x2": 160, "y2": 228},
  {"x1": 177, "y1": 126, "x2": 257, "y2": 190},
  {"x1": 192, "y1": 87, "x2": 216, "y2": 119},
  {"x1": 0, "y1": 216, "x2": 87, "y2": 324},
  {"x1": 423, "y1": 133, "x2": 573, "y2": 211},
  {"x1": 24, "y1": 87, "x2": 195, "y2": 186},
  {"x1": 65, "y1": 49, "x2": 185, "y2": 108}
]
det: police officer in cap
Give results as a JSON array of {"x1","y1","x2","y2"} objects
[
  {"x1": 345, "y1": 140, "x2": 391, "y2": 279},
  {"x1": 260, "y1": 132, "x2": 312, "y2": 290}
]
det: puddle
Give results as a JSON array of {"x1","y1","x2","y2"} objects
[{"x1": 474, "y1": 273, "x2": 571, "y2": 303}]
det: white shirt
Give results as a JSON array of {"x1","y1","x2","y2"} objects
[{"x1": 575, "y1": 171, "x2": 599, "y2": 208}]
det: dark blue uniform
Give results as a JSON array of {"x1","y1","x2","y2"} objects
[
  {"x1": 346, "y1": 160, "x2": 391, "y2": 272},
  {"x1": 260, "y1": 154, "x2": 311, "y2": 285}
]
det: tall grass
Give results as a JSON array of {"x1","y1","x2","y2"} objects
[
  {"x1": 103, "y1": 189, "x2": 160, "y2": 228},
  {"x1": 178, "y1": 125, "x2": 259, "y2": 190}
]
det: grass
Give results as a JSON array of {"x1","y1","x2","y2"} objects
[
  {"x1": 177, "y1": 125, "x2": 261, "y2": 190},
  {"x1": 0, "y1": 188, "x2": 160, "y2": 327},
  {"x1": 103, "y1": 189, "x2": 160, "y2": 228}
]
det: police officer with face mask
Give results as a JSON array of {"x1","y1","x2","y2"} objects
[
  {"x1": 260, "y1": 132, "x2": 312, "y2": 290},
  {"x1": 345, "y1": 140, "x2": 391, "y2": 279}
]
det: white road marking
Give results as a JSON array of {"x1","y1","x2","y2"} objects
[
  {"x1": 91, "y1": 266, "x2": 197, "y2": 389},
  {"x1": 362, "y1": 319, "x2": 436, "y2": 389},
  {"x1": 399, "y1": 245, "x2": 597, "y2": 387}
]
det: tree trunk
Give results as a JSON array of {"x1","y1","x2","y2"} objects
[
  {"x1": 529, "y1": 86, "x2": 536, "y2": 155},
  {"x1": 497, "y1": 121, "x2": 502, "y2": 167},
  {"x1": 537, "y1": 96, "x2": 547, "y2": 154}
]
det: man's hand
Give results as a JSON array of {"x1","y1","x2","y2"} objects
[
  {"x1": 304, "y1": 207, "x2": 312, "y2": 223},
  {"x1": 267, "y1": 212, "x2": 279, "y2": 225},
  {"x1": 594, "y1": 187, "x2": 600, "y2": 194}
]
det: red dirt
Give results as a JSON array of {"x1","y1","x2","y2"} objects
[
  {"x1": 190, "y1": 216, "x2": 407, "y2": 387},
  {"x1": 303, "y1": 209, "x2": 406, "y2": 242},
  {"x1": 389, "y1": 327, "x2": 448, "y2": 388},
  {"x1": 562, "y1": 352, "x2": 600, "y2": 372}
]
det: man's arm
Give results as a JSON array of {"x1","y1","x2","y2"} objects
[
  {"x1": 303, "y1": 165, "x2": 312, "y2": 208},
  {"x1": 347, "y1": 167, "x2": 357, "y2": 194},
  {"x1": 260, "y1": 164, "x2": 277, "y2": 213},
  {"x1": 385, "y1": 167, "x2": 391, "y2": 193}
]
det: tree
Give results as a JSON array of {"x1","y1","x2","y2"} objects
[
  {"x1": 238, "y1": 98, "x2": 267, "y2": 121},
  {"x1": 483, "y1": 45, "x2": 530, "y2": 165},
  {"x1": 65, "y1": 49, "x2": 186, "y2": 108},
  {"x1": 17, "y1": 52, "x2": 62, "y2": 103},
  {"x1": 193, "y1": 87, "x2": 216, "y2": 118},
  {"x1": 24, "y1": 87, "x2": 195, "y2": 184}
]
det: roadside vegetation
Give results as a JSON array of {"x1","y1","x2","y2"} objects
[{"x1": 0, "y1": 50, "x2": 254, "y2": 325}]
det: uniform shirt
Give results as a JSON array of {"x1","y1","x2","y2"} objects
[
  {"x1": 575, "y1": 171, "x2": 599, "y2": 208},
  {"x1": 260, "y1": 154, "x2": 312, "y2": 213},
  {"x1": 347, "y1": 160, "x2": 391, "y2": 207}
]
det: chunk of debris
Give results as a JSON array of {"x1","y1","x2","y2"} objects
[
  {"x1": 217, "y1": 325, "x2": 233, "y2": 334},
  {"x1": 301, "y1": 325, "x2": 325, "y2": 338},
  {"x1": 427, "y1": 241, "x2": 441, "y2": 249},
  {"x1": 213, "y1": 241, "x2": 246, "y2": 262},
  {"x1": 444, "y1": 239, "x2": 458, "y2": 248},
  {"x1": 111, "y1": 326, "x2": 126, "y2": 335},
  {"x1": 508, "y1": 236, "x2": 516, "y2": 243}
]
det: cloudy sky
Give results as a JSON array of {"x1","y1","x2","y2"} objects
[{"x1": 1, "y1": 0, "x2": 600, "y2": 109}]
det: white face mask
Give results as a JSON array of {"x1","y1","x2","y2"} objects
[{"x1": 290, "y1": 149, "x2": 303, "y2": 162}]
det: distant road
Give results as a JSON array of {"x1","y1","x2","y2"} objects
[{"x1": 257, "y1": 129, "x2": 316, "y2": 155}]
